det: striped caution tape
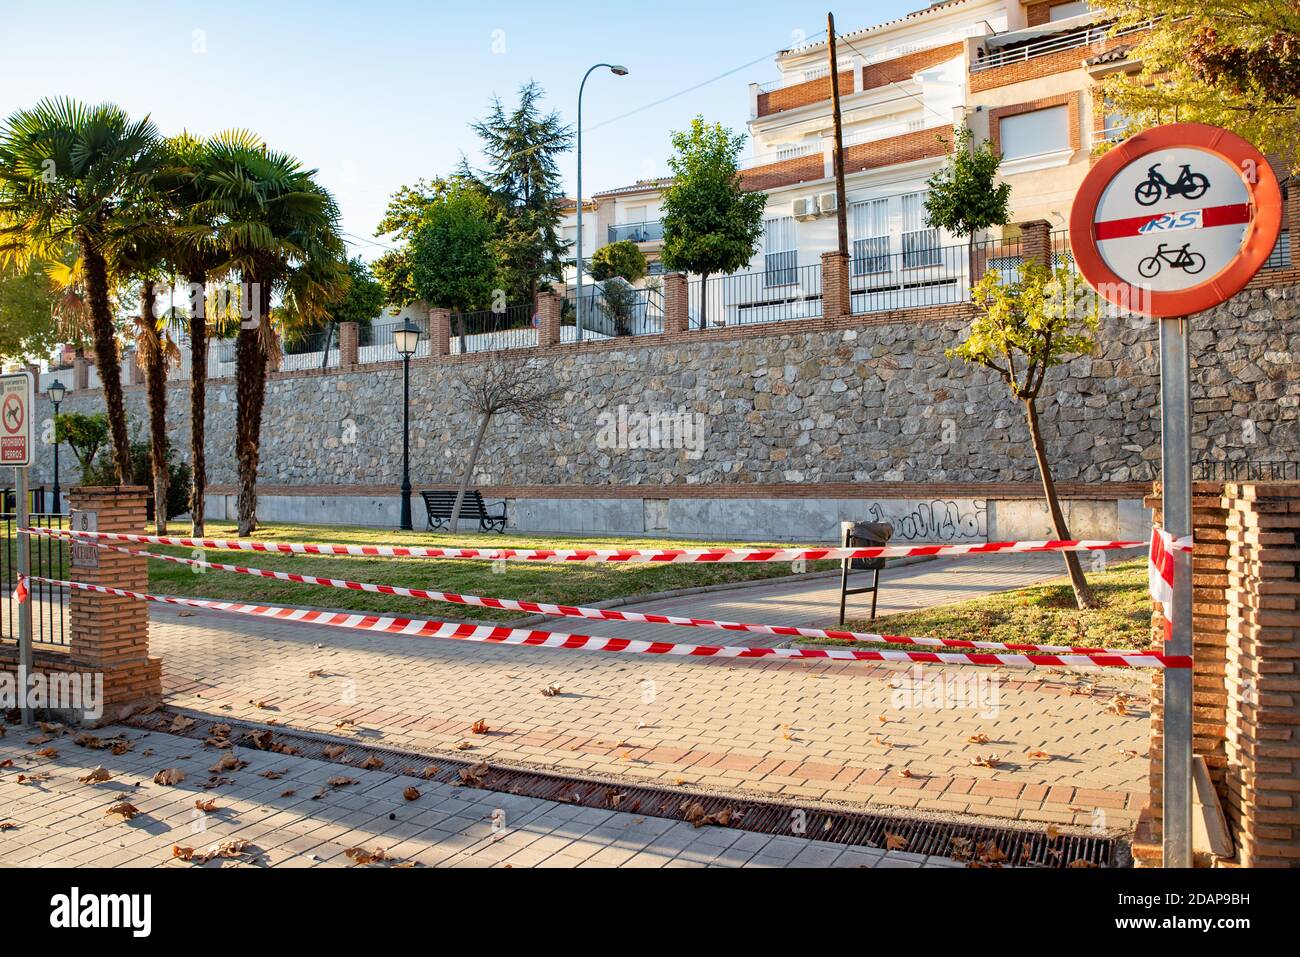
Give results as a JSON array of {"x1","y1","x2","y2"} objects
[
  {"x1": 67, "y1": 537, "x2": 1162, "y2": 658},
  {"x1": 24, "y1": 526, "x2": 1148, "y2": 564},
  {"x1": 29, "y1": 575, "x2": 1190, "y2": 669}
]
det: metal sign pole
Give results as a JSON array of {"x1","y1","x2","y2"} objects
[
  {"x1": 15, "y1": 465, "x2": 33, "y2": 726},
  {"x1": 1159, "y1": 316, "x2": 1193, "y2": 868}
]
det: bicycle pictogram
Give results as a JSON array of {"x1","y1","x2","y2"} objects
[
  {"x1": 1134, "y1": 163, "x2": 1210, "y2": 206},
  {"x1": 1137, "y1": 242, "x2": 1207, "y2": 278}
]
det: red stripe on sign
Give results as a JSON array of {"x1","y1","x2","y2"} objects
[{"x1": 1096, "y1": 203, "x2": 1251, "y2": 241}]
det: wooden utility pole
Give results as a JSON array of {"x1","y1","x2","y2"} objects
[{"x1": 827, "y1": 11, "x2": 849, "y2": 257}]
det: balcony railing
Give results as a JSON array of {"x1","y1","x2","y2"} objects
[
  {"x1": 901, "y1": 228, "x2": 943, "y2": 269},
  {"x1": 608, "y1": 220, "x2": 664, "y2": 244},
  {"x1": 972, "y1": 20, "x2": 1150, "y2": 72},
  {"x1": 688, "y1": 263, "x2": 823, "y2": 328},
  {"x1": 851, "y1": 236, "x2": 890, "y2": 276}
]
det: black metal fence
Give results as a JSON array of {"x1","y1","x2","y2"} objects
[
  {"x1": 1193, "y1": 460, "x2": 1300, "y2": 482},
  {"x1": 0, "y1": 508, "x2": 69, "y2": 647},
  {"x1": 362, "y1": 318, "x2": 433, "y2": 363},
  {"x1": 450, "y1": 304, "x2": 538, "y2": 354},
  {"x1": 688, "y1": 262, "x2": 823, "y2": 328}
]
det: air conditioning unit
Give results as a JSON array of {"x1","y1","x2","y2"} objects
[
  {"x1": 793, "y1": 197, "x2": 818, "y2": 221},
  {"x1": 817, "y1": 192, "x2": 839, "y2": 215}
]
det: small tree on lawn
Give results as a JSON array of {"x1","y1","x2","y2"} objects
[
  {"x1": 53, "y1": 411, "x2": 109, "y2": 478},
  {"x1": 947, "y1": 260, "x2": 1100, "y2": 610},
  {"x1": 924, "y1": 125, "x2": 1011, "y2": 287},
  {"x1": 450, "y1": 354, "x2": 565, "y2": 533},
  {"x1": 660, "y1": 117, "x2": 767, "y2": 326}
]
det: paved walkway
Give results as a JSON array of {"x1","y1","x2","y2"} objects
[
  {"x1": 0, "y1": 725, "x2": 960, "y2": 868},
  {"x1": 150, "y1": 551, "x2": 1151, "y2": 832}
]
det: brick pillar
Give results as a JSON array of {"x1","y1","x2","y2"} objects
[
  {"x1": 338, "y1": 321, "x2": 359, "y2": 367},
  {"x1": 664, "y1": 273, "x2": 689, "y2": 334},
  {"x1": 73, "y1": 356, "x2": 89, "y2": 392},
  {"x1": 1019, "y1": 219, "x2": 1052, "y2": 266},
  {"x1": 127, "y1": 353, "x2": 143, "y2": 386},
  {"x1": 429, "y1": 307, "x2": 451, "y2": 357},
  {"x1": 820, "y1": 250, "x2": 850, "y2": 320},
  {"x1": 1135, "y1": 482, "x2": 1230, "y2": 865},
  {"x1": 67, "y1": 486, "x2": 161, "y2": 724},
  {"x1": 1220, "y1": 481, "x2": 1300, "y2": 867},
  {"x1": 537, "y1": 291, "x2": 561, "y2": 347}
]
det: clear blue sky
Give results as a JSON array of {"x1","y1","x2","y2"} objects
[{"x1": 0, "y1": 0, "x2": 920, "y2": 259}]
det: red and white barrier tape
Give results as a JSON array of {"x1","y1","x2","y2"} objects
[
  {"x1": 27, "y1": 575, "x2": 1190, "y2": 669},
  {"x1": 69, "y1": 537, "x2": 1162, "y2": 658},
  {"x1": 24, "y1": 526, "x2": 1148, "y2": 564}
]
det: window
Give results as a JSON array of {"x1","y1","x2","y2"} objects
[
  {"x1": 1049, "y1": 1, "x2": 1090, "y2": 21},
  {"x1": 901, "y1": 192, "x2": 940, "y2": 268},
  {"x1": 625, "y1": 204, "x2": 647, "y2": 224},
  {"x1": 763, "y1": 216, "x2": 797, "y2": 286},
  {"x1": 1098, "y1": 97, "x2": 1127, "y2": 142},
  {"x1": 1000, "y1": 105, "x2": 1070, "y2": 160},
  {"x1": 851, "y1": 199, "x2": 890, "y2": 275}
]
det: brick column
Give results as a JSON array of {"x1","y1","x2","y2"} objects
[
  {"x1": 338, "y1": 321, "x2": 359, "y2": 367},
  {"x1": 67, "y1": 486, "x2": 161, "y2": 723},
  {"x1": 1135, "y1": 482, "x2": 1230, "y2": 865},
  {"x1": 537, "y1": 291, "x2": 561, "y2": 347},
  {"x1": 73, "y1": 356, "x2": 89, "y2": 392},
  {"x1": 127, "y1": 353, "x2": 143, "y2": 386},
  {"x1": 664, "y1": 273, "x2": 689, "y2": 334},
  {"x1": 429, "y1": 307, "x2": 451, "y2": 357},
  {"x1": 1019, "y1": 219, "x2": 1052, "y2": 266},
  {"x1": 1220, "y1": 481, "x2": 1300, "y2": 866},
  {"x1": 820, "y1": 250, "x2": 850, "y2": 320}
]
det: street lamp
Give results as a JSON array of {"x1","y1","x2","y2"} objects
[
  {"x1": 46, "y1": 379, "x2": 66, "y2": 514},
  {"x1": 394, "y1": 321, "x2": 421, "y2": 531},
  {"x1": 575, "y1": 62, "x2": 629, "y2": 342}
]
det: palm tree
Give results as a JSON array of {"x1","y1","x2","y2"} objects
[
  {"x1": 0, "y1": 98, "x2": 161, "y2": 484},
  {"x1": 159, "y1": 133, "x2": 226, "y2": 534},
  {"x1": 198, "y1": 133, "x2": 347, "y2": 535}
]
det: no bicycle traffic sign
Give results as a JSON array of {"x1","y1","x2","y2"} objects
[{"x1": 1069, "y1": 123, "x2": 1282, "y2": 318}]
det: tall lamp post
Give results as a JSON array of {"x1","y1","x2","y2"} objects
[
  {"x1": 394, "y1": 321, "x2": 421, "y2": 531},
  {"x1": 575, "y1": 62, "x2": 629, "y2": 342},
  {"x1": 46, "y1": 379, "x2": 66, "y2": 514}
]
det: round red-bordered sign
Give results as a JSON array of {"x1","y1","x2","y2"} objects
[{"x1": 1070, "y1": 123, "x2": 1282, "y2": 318}]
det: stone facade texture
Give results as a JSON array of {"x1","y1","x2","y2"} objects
[{"x1": 30, "y1": 283, "x2": 1300, "y2": 497}]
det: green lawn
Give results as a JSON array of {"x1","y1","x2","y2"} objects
[
  {"x1": 136, "y1": 522, "x2": 840, "y2": 622},
  {"x1": 802, "y1": 559, "x2": 1154, "y2": 651}
]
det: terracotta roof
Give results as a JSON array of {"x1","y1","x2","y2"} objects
[
  {"x1": 1084, "y1": 43, "x2": 1134, "y2": 66},
  {"x1": 591, "y1": 177, "x2": 674, "y2": 199},
  {"x1": 779, "y1": 0, "x2": 974, "y2": 58}
]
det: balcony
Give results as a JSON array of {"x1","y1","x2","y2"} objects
[{"x1": 608, "y1": 220, "x2": 664, "y2": 244}]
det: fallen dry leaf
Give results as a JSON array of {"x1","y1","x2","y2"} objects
[
  {"x1": 1027, "y1": 750, "x2": 1051, "y2": 761},
  {"x1": 322, "y1": 745, "x2": 345, "y2": 760},
  {"x1": 106, "y1": 802, "x2": 140, "y2": 821},
  {"x1": 360, "y1": 754, "x2": 384, "y2": 770},
  {"x1": 967, "y1": 733, "x2": 990, "y2": 744},
  {"x1": 454, "y1": 741, "x2": 475, "y2": 751},
  {"x1": 403, "y1": 786, "x2": 420, "y2": 801},
  {"x1": 209, "y1": 754, "x2": 247, "y2": 773},
  {"x1": 32, "y1": 747, "x2": 58, "y2": 758},
  {"x1": 470, "y1": 719, "x2": 490, "y2": 735},
  {"x1": 170, "y1": 715, "x2": 197, "y2": 732},
  {"x1": 153, "y1": 768, "x2": 187, "y2": 786},
  {"x1": 540, "y1": 684, "x2": 562, "y2": 697},
  {"x1": 884, "y1": 832, "x2": 908, "y2": 851},
  {"x1": 258, "y1": 769, "x2": 286, "y2": 780},
  {"x1": 969, "y1": 754, "x2": 1000, "y2": 768},
  {"x1": 78, "y1": 766, "x2": 113, "y2": 784}
]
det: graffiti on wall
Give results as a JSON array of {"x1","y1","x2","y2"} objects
[{"x1": 865, "y1": 499, "x2": 987, "y2": 542}]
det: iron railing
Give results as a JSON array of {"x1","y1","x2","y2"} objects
[
  {"x1": 1, "y1": 509, "x2": 69, "y2": 647},
  {"x1": 972, "y1": 20, "x2": 1151, "y2": 72},
  {"x1": 1193, "y1": 460, "x2": 1300, "y2": 482},
  {"x1": 688, "y1": 262, "x2": 823, "y2": 328},
  {"x1": 582, "y1": 284, "x2": 665, "y2": 337},
  {"x1": 450, "y1": 303, "x2": 538, "y2": 354},
  {"x1": 361, "y1": 318, "x2": 433, "y2": 363}
]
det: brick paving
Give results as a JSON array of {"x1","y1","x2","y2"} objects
[
  {"x1": 146, "y1": 551, "x2": 1152, "y2": 832},
  {"x1": 0, "y1": 725, "x2": 962, "y2": 868}
]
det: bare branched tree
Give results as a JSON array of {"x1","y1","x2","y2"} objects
[{"x1": 450, "y1": 354, "x2": 566, "y2": 532}]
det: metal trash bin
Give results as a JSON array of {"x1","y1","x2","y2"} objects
[{"x1": 839, "y1": 520, "x2": 893, "y2": 625}]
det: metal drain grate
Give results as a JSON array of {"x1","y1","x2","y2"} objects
[{"x1": 125, "y1": 708, "x2": 1122, "y2": 868}]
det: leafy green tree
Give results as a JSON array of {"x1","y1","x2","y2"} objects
[
  {"x1": 408, "y1": 185, "x2": 498, "y2": 314},
  {"x1": 0, "y1": 97, "x2": 162, "y2": 484},
  {"x1": 1097, "y1": 1, "x2": 1300, "y2": 172},
  {"x1": 373, "y1": 178, "x2": 447, "y2": 308},
  {"x1": 326, "y1": 256, "x2": 384, "y2": 329},
  {"x1": 590, "y1": 240, "x2": 648, "y2": 283},
  {"x1": 924, "y1": 125, "x2": 1011, "y2": 283},
  {"x1": 660, "y1": 117, "x2": 767, "y2": 325},
  {"x1": 471, "y1": 82, "x2": 573, "y2": 303},
  {"x1": 54, "y1": 411, "x2": 109, "y2": 477},
  {"x1": 0, "y1": 261, "x2": 60, "y2": 361},
  {"x1": 947, "y1": 261, "x2": 1100, "y2": 609}
]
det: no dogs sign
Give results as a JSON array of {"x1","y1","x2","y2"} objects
[
  {"x1": 1069, "y1": 123, "x2": 1282, "y2": 318},
  {"x1": 0, "y1": 371, "x2": 34, "y2": 467}
]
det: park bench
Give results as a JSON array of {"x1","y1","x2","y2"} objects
[{"x1": 420, "y1": 489, "x2": 507, "y2": 534}]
